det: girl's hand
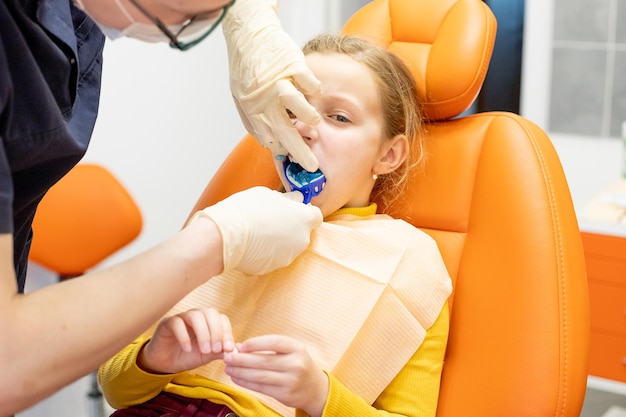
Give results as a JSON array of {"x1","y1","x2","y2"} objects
[
  {"x1": 223, "y1": 334, "x2": 329, "y2": 417},
  {"x1": 138, "y1": 308, "x2": 234, "y2": 374}
]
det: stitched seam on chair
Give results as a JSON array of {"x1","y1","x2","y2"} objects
[{"x1": 517, "y1": 115, "x2": 568, "y2": 417}]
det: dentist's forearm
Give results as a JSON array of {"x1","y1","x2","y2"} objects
[{"x1": 0, "y1": 217, "x2": 222, "y2": 416}]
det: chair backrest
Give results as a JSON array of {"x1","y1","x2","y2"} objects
[
  {"x1": 29, "y1": 163, "x2": 143, "y2": 277},
  {"x1": 189, "y1": 0, "x2": 590, "y2": 415}
]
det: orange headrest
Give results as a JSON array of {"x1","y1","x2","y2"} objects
[{"x1": 340, "y1": 0, "x2": 497, "y2": 121}]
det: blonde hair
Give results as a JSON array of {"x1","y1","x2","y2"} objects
[{"x1": 302, "y1": 34, "x2": 424, "y2": 208}]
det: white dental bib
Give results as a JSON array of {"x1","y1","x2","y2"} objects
[{"x1": 154, "y1": 213, "x2": 452, "y2": 416}]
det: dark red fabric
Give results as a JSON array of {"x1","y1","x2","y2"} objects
[{"x1": 109, "y1": 392, "x2": 237, "y2": 417}]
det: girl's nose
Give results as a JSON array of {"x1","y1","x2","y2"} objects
[{"x1": 294, "y1": 119, "x2": 318, "y2": 142}]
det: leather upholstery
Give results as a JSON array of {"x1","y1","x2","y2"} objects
[
  {"x1": 189, "y1": 0, "x2": 590, "y2": 415},
  {"x1": 341, "y1": 0, "x2": 496, "y2": 122},
  {"x1": 30, "y1": 163, "x2": 142, "y2": 277}
]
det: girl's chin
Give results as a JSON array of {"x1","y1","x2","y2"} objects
[
  {"x1": 309, "y1": 195, "x2": 323, "y2": 209},
  {"x1": 314, "y1": 199, "x2": 342, "y2": 219}
]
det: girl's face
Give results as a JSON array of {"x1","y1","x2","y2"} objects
[{"x1": 279, "y1": 53, "x2": 406, "y2": 217}]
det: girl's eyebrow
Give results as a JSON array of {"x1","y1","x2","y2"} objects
[{"x1": 318, "y1": 93, "x2": 362, "y2": 112}]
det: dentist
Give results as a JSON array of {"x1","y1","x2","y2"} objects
[{"x1": 0, "y1": 0, "x2": 322, "y2": 415}]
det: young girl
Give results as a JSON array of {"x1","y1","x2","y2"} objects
[{"x1": 99, "y1": 34, "x2": 452, "y2": 417}]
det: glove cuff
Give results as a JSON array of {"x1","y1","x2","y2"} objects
[
  {"x1": 222, "y1": 0, "x2": 279, "y2": 29},
  {"x1": 188, "y1": 208, "x2": 244, "y2": 273}
]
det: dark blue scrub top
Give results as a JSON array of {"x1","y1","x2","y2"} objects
[{"x1": 0, "y1": 0, "x2": 105, "y2": 292}]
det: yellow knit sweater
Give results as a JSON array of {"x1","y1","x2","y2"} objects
[{"x1": 99, "y1": 204, "x2": 451, "y2": 417}]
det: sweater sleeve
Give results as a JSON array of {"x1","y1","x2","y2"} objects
[
  {"x1": 298, "y1": 303, "x2": 449, "y2": 417},
  {"x1": 98, "y1": 334, "x2": 177, "y2": 410}
]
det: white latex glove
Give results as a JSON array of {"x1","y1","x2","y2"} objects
[
  {"x1": 222, "y1": 0, "x2": 321, "y2": 172},
  {"x1": 189, "y1": 187, "x2": 322, "y2": 275}
]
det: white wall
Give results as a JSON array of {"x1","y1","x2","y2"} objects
[
  {"x1": 522, "y1": 0, "x2": 624, "y2": 228},
  {"x1": 76, "y1": 1, "x2": 332, "y2": 269},
  {"x1": 520, "y1": 0, "x2": 553, "y2": 130},
  {"x1": 81, "y1": 34, "x2": 242, "y2": 267}
]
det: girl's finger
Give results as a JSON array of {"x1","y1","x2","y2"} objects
[
  {"x1": 202, "y1": 308, "x2": 224, "y2": 353},
  {"x1": 220, "y1": 313, "x2": 235, "y2": 352},
  {"x1": 167, "y1": 315, "x2": 193, "y2": 353}
]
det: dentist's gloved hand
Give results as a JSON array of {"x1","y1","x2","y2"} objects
[
  {"x1": 189, "y1": 187, "x2": 322, "y2": 275},
  {"x1": 222, "y1": 0, "x2": 321, "y2": 172}
]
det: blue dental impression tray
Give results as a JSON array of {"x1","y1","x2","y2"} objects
[{"x1": 283, "y1": 159, "x2": 326, "y2": 204}]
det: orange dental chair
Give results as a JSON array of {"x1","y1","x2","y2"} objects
[
  {"x1": 29, "y1": 163, "x2": 143, "y2": 417},
  {"x1": 189, "y1": 0, "x2": 590, "y2": 415}
]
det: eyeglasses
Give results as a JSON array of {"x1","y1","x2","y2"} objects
[{"x1": 126, "y1": 0, "x2": 236, "y2": 51}]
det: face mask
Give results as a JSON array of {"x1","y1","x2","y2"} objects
[{"x1": 73, "y1": 0, "x2": 216, "y2": 43}]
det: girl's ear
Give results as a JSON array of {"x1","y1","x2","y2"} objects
[{"x1": 374, "y1": 134, "x2": 409, "y2": 175}]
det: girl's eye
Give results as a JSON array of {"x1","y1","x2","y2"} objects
[{"x1": 330, "y1": 114, "x2": 351, "y2": 123}]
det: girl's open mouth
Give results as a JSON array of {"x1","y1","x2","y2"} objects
[{"x1": 283, "y1": 157, "x2": 326, "y2": 204}]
